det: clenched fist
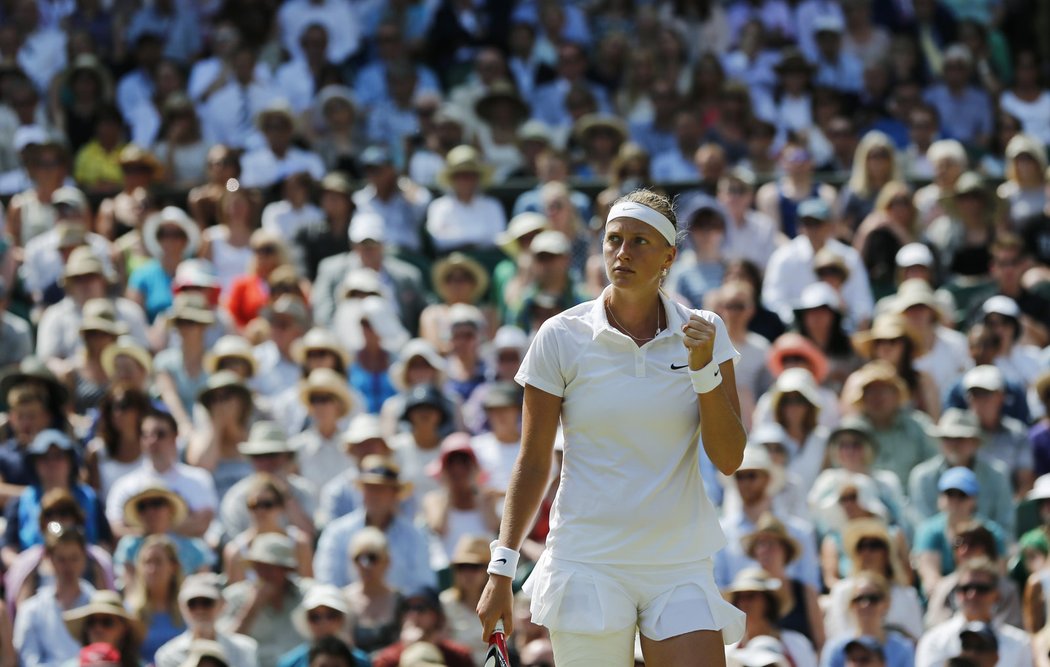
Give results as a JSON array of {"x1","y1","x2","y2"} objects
[{"x1": 682, "y1": 313, "x2": 716, "y2": 370}]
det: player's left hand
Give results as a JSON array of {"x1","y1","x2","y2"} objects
[{"x1": 682, "y1": 313, "x2": 716, "y2": 370}]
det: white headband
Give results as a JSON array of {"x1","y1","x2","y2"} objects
[{"x1": 606, "y1": 202, "x2": 677, "y2": 246}]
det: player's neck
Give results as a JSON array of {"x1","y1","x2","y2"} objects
[{"x1": 606, "y1": 288, "x2": 662, "y2": 334}]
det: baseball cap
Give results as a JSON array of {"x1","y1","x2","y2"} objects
[
  {"x1": 797, "y1": 198, "x2": 830, "y2": 222},
  {"x1": 28, "y1": 429, "x2": 74, "y2": 456},
  {"x1": 981, "y1": 295, "x2": 1021, "y2": 319},
  {"x1": 179, "y1": 573, "x2": 223, "y2": 602},
  {"x1": 938, "y1": 466, "x2": 980, "y2": 496},
  {"x1": 361, "y1": 145, "x2": 393, "y2": 167},
  {"x1": 843, "y1": 636, "x2": 885, "y2": 658},
  {"x1": 895, "y1": 243, "x2": 934, "y2": 268},
  {"x1": 962, "y1": 365, "x2": 1004, "y2": 393},
  {"x1": 349, "y1": 212, "x2": 386, "y2": 244},
  {"x1": 493, "y1": 325, "x2": 528, "y2": 351},
  {"x1": 529, "y1": 230, "x2": 571, "y2": 256},
  {"x1": 13, "y1": 125, "x2": 49, "y2": 153}
]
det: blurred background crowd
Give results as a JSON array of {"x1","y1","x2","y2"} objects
[{"x1": 1, "y1": 0, "x2": 1050, "y2": 666}]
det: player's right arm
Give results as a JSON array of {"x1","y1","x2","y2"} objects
[{"x1": 477, "y1": 383, "x2": 561, "y2": 639}]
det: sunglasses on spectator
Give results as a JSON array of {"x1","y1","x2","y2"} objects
[
  {"x1": 86, "y1": 616, "x2": 120, "y2": 629},
  {"x1": 308, "y1": 609, "x2": 343, "y2": 623},
  {"x1": 157, "y1": 228, "x2": 187, "y2": 241},
  {"x1": 136, "y1": 498, "x2": 170, "y2": 513},
  {"x1": 958, "y1": 582, "x2": 994, "y2": 595},
  {"x1": 734, "y1": 471, "x2": 761, "y2": 482},
  {"x1": 309, "y1": 394, "x2": 337, "y2": 406},
  {"x1": 355, "y1": 553, "x2": 381, "y2": 567},
  {"x1": 187, "y1": 597, "x2": 217, "y2": 611},
  {"x1": 943, "y1": 489, "x2": 970, "y2": 500},
  {"x1": 850, "y1": 593, "x2": 884, "y2": 606},
  {"x1": 855, "y1": 538, "x2": 887, "y2": 552},
  {"x1": 255, "y1": 245, "x2": 278, "y2": 255},
  {"x1": 248, "y1": 498, "x2": 279, "y2": 511}
]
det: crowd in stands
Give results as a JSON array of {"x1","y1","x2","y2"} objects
[{"x1": 1, "y1": 0, "x2": 1050, "y2": 666}]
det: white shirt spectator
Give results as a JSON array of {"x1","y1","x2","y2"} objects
[
  {"x1": 187, "y1": 58, "x2": 272, "y2": 103},
  {"x1": 155, "y1": 630, "x2": 258, "y2": 667},
  {"x1": 425, "y1": 194, "x2": 507, "y2": 253},
  {"x1": 273, "y1": 58, "x2": 318, "y2": 113},
  {"x1": 13, "y1": 584, "x2": 92, "y2": 667},
  {"x1": 651, "y1": 149, "x2": 699, "y2": 182},
  {"x1": 289, "y1": 427, "x2": 355, "y2": 492},
  {"x1": 261, "y1": 200, "x2": 324, "y2": 240},
  {"x1": 36, "y1": 297, "x2": 149, "y2": 361},
  {"x1": 914, "y1": 326, "x2": 972, "y2": 397},
  {"x1": 116, "y1": 69, "x2": 154, "y2": 122},
  {"x1": 390, "y1": 434, "x2": 442, "y2": 500},
  {"x1": 722, "y1": 210, "x2": 782, "y2": 269},
  {"x1": 239, "y1": 146, "x2": 325, "y2": 189},
  {"x1": 253, "y1": 341, "x2": 301, "y2": 398},
  {"x1": 276, "y1": 0, "x2": 360, "y2": 64},
  {"x1": 915, "y1": 614, "x2": 1032, "y2": 667},
  {"x1": 18, "y1": 27, "x2": 67, "y2": 92},
  {"x1": 471, "y1": 432, "x2": 520, "y2": 494},
  {"x1": 999, "y1": 90, "x2": 1050, "y2": 146},
  {"x1": 21, "y1": 232, "x2": 113, "y2": 296},
  {"x1": 200, "y1": 81, "x2": 281, "y2": 150},
  {"x1": 762, "y1": 237, "x2": 874, "y2": 325},
  {"x1": 105, "y1": 460, "x2": 219, "y2": 526}
]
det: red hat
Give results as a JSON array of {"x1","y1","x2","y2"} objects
[
  {"x1": 767, "y1": 333, "x2": 829, "y2": 384},
  {"x1": 425, "y1": 432, "x2": 483, "y2": 480},
  {"x1": 80, "y1": 643, "x2": 121, "y2": 667}
]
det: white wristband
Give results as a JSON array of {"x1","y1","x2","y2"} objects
[
  {"x1": 689, "y1": 360, "x2": 722, "y2": 394},
  {"x1": 487, "y1": 542, "x2": 519, "y2": 579}
]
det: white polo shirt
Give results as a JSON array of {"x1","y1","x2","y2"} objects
[{"x1": 516, "y1": 287, "x2": 737, "y2": 565}]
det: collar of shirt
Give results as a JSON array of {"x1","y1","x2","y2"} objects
[{"x1": 587, "y1": 286, "x2": 688, "y2": 342}]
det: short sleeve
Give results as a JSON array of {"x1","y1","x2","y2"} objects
[
  {"x1": 701, "y1": 310, "x2": 740, "y2": 367},
  {"x1": 515, "y1": 318, "x2": 567, "y2": 397},
  {"x1": 913, "y1": 519, "x2": 943, "y2": 554}
]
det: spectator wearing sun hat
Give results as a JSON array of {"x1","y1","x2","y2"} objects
[
  {"x1": 956, "y1": 365, "x2": 1033, "y2": 489},
  {"x1": 277, "y1": 585, "x2": 369, "y2": 667},
  {"x1": 253, "y1": 294, "x2": 312, "y2": 398},
  {"x1": 314, "y1": 454, "x2": 434, "y2": 590},
  {"x1": 220, "y1": 533, "x2": 307, "y2": 667},
  {"x1": 316, "y1": 414, "x2": 398, "y2": 525},
  {"x1": 113, "y1": 483, "x2": 214, "y2": 582},
  {"x1": 289, "y1": 368, "x2": 357, "y2": 490},
  {"x1": 128, "y1": 206, "x2": 202, "y2": 322},
  {"x1": 425, "y1": 145, "x2": 506, "y2": 254},
  {"x1": 155, "y1": 574, "x2": 258, "y2": 667}
]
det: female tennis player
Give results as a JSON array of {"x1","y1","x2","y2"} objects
[{"x1": 477, "y1": 189, "x2": 748, "y2": 666}]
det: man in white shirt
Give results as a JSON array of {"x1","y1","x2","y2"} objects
[
  {"x1": 239, "y1": 103, "x2": 325, "y2": 188},
  {"x1": 12, "y1": 0, "x2": 67, "y2": 92},
  {"x1": 762, "y1": 197, "x2": 874, "y2": 326},
  {"x1": 277, "y1": 0, "x2": 360, "y2": 65},
  {"x1": 155, "y1": 574, "x2": 258, "y2": 667},
  {"x1": 273, "y1": 24, "x2": 333, "y2": 113},
  {"x1": 116, "y1": 33, "x2": 161, "y2": 120},
  {"x1": 199, "y1": 45, "x2": 280, "y2": 150},
  {"x1": 715, "y1": 167, "x2": 784, "y2": 270},
  {"x1": 471, "y1": 382, "x2": 523, "y2": 496},
  {"x1": 106, "y1": 409, "x2": 218, "y2": 538},
  {"x1": 916, "y1": 559, "x2": 1032, "y2": 667}
]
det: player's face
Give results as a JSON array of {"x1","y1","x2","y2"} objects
[{"x1": 603, "y1": 218, "x2": 675, "y2": 291}]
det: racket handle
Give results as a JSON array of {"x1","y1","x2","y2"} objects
[{"x1": 494, "y1": 619, "x2": 505, "y2": 635}]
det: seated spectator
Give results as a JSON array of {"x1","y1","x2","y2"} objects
[
  {"x1": 924, "y1": 521, "x2": 1022, "y2": 629},
  {"x1": 512, "y1": 231, "x2": 587, "y2": 336},
  {"x1": 186, "y1": 371, "x2": 254, "y2": 499},
  {"x1": 127, "y1": 206, "x2": 201, "y2": 322},
  {"x1": 819, "y1": 572, "x2": 915, "y2": 667},
  {"x1": 439, "y1": 536, "x2": 491, "y2": 664},
  {"x1": 252, "y1": 295, "x2": 311, "y2": 398},
  {"x1": 890, "y1": 279, "x2": 972, "y2": 396},
  {"x1": 317, "y1": 415, "x2": 396, "y2": 525},
  {"x1": 670, "y1": 196, "x2": 727, "y2": 309},
  {"x1": 742, "y1": 514, "x2": 825, "y2": 651},
  {"x1": 225, "y1": 230, "x2": 291, "y2": 331},
  {"x1": 271, "y1": 327, "x2": 353, "y2": 437},
  {"x1": 62, "y1": 591, "x2": 144, "y2": 667},
  {"x1": 421, "y1": 435, "x2": 498, "y2": 562},
  {"x1": 13, "y1": 524, "x2": 95, "y2": 667},
  {"x1": 759, "y1": 332, "x2": 839, "y2": 428},
  {"x1": 810, "y1": 473, "x2": 892, "y2": 589},
  {"x1": 280, "y1": 586, "x2": 368, "y2": 667},
  {"x1": 997, "y1": 134, "x2": 1048, "y2": 225},
  {"x1": 113, "y1": 484, "x2": 212, "y2": 583},
  {"x1": 261, "y1": 172, "x2": 323, "y2": 242},
  {"x1": 61, "y1": 299, "x2": 124, "y2": 415},
  {"x1": 979, "y1": 295, "x2": 1043, "y2": 388},
  {"x1": 380, "y1": 339, "x2": 450, "y2": 441},
  {"x1": 724, "y1": 568, "x2": 819, "y2": 667},
  {"x1": 343, "y1": 527, "x2": 401, "y2": 654},
  {"x1": 222, "y1": 474, "x2": 313, "y2": 583},
  {"x1": 757, "y1": 368, "x2": 829, "y2": 490},
  {"x1": 371, "y1": 587, "x2": 474, "y2": 667},
  {"x1": 922, "y1": 45, "x2": 993, "y2": 151},
  {"x1": 836, "y1": 132, "x2": 900, "y2": 233},
  {"x1": 220, "y1": 534, "x2": 307, "y2": 667},
  {"x1": 352, "y1": 147, "x2": 431, "y2": 259},
  {"x1": 913, "y1": 467, "x2": 1008, "y2": 594},
  {"x1": 441, "y1": 305, "x2": 488, "y2": 404},
  {"x1": 314, "y1": 454, "x2": 434, "y2": 590},
  {"x1": 99, "y1": 338, "x2": 153, "y2": 396},
  {"x1": 5, "y1": 489, "x2": 114, "y2": 613},
  {"x1": 125, "y1": 536, "x2": 186, "y2": 661},
  {"x1": 239, "y1": 104, "x2": 324, "y2": 189},
  {"x1": 289, "y1": 369, "x2": 355, "y2": 491},
  {"x1": 153, "y1": 94, "x2": 208, "y2": 189},
  {"x1": 959, "y1": 365, "x2": 1032, "y2": 493},
  {"x1": 154, "y1": 574, "x2": 258, "y2": 667},
  {"x1": 851, "y1": 313, "x2": 941, "y2": 420},
  {"x1": 924, "y1": 173, "x2": 996, "y2": 288},
  {"x1": 823, "y1": 519, "x2": 922, "y2": 641},
  {"x1": 852, "y1": 183, "x2": 918, "y2": 300},
  {"x1": 425, "y1": 145, "x2": 506, "y2": 254},
  {"x1": 2, "y1": 429, "x2": 108, "y2": 562},
  {"x1": 909, "y1": 408, "x2": 1014, "y2": 534},
  {"x1": 106, "y1": 409, "x2": 218, "y2": 539},
  {"x1": 221, "y1": 421, "x2": 316, "y2": 540},
  {"x1": 392, "y1": 386, "x2": 455, "y2": 501},
  {"x1": 842, "y1": 360, "x2": 938, "y2": 490},
  {"x1": 420, "y1": 253, "x2": 489, "y2": 355},
  {"x1": 915, "y1": 559, "x2": 1032, "y2": 667},
  {"x1": 200, "y1": 186, "x2": 258, "y2": 297}
]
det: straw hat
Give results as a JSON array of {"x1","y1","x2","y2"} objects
[
  {"x1": 62, "y1": 246, "x2": 108, "y2": 285},
  {"x1": 767, "y1": 332, "x2": 829, "y2": 384},
  {"x1": 740, "y1": 513, "x2": 802, "y2": 564},
  {"x1": 389, "y1": 338, "x2": 447, "y2": 392},
  {"x1": 450, "y1": 535, "x2": 490, "y2": 566},
  {"x1": 399, "y1": 642, "x2": 445, "y2": 667},
  {"x1": 474, "y1": 80, "x2": 529, "y2": 124},
  {"x1": 842, "y1": 361, "x2": 910, "y2": 406},
  {"x1": 723, "y1": 568, "x2": 790, "y2": 615},
  {"x1": 733, "y1": 446, "x2": 785, "y2": 496},
  {"x1": 197, "y1": 370, "x2": 251, "y2": 408},
  {"x1": 118, "y1": 144, "x2": 162, "y2": 176},
  {"x1": 356, "y1": 454, "x2": 413, "y2": 498},
  {"x1": 238, "y1": 421, "x2": 293, "y2": 457},
  {"x1": 168, "y1": 292, "x2": 216, "y2": 326},
  {"x1": 292, "y1": 584, "x2": 349, "y2": 639},
  {"x1": 246, "y1": 532, "x2": 298, "y2": 569},
  {"x1": 927, "y1": 407, "x2": 982, "y2": 440},
  {"x1": 813, "y1": 248, "x2": 850, "y2": 280},
  {"x1": 0, "y1": 357, "x2": 69, "y2": 411},
  {"x1": 890, "y1": 278, "x2": 947, "y2": 322},
  {"x1": 431, "y1": 252, "x2": 489, "y2": 304},
  {"x1": 64, "y1": 54, "x2": 114, "y2": 100},
  {"x1": 851, "y1": 314, "x2": 922, "y2": 358},
  {"x1": 122, "y1": 483, "x2": 188, "y2": 529},
  {"x1": 299, "y1": 367, "x2": 353, "y2": 417},
  {"x1": 572, "y1": 113, "x2": 628, "y2": 144},
  {"x1": 100, "y1": 336, "x2": 152, "y2": 377},
  {"x1": 143, "y1": 206, "x2": 200, "y2": 259},
  {"x1": 437, "y1": 145, "x2": 493, "y2": 189},
  {"x1": 497, "y1": 212, "x2": 550, "y2": 258},
  {"x1": 204, "y1": 335, "x2": 257, "y2": 376},
  {"x1": 63, "y1": 591, "x2": 144, "y2": 646},
  {"x1": 292, "y1": 327, "x2": 351, "y2": 367},
  {"x1": 79, "y1": 298, "x2": 127, "y2": 337},
  {"x1": 178, "y1": 640, "x2": 228, "y2": 667},
  {"x1": 768, "y1": 368, "x2": 822, "y2": 415},
  {"x1": 842, "y1": 517, "x2": 893, "y2": 560}
]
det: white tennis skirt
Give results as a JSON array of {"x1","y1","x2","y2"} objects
[{"x1": 523, "y1": 550, "x2": 746, "y2": 643}]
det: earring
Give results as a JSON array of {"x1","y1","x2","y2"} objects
[{"x1": 660, "y1": 268, "x2": 668, "y2": 277}]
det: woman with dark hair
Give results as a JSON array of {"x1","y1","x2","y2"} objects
[
  {"x1": 222, "y1": 474, "x2": 313, "y2": 583},
  {"x1": 50, "y1": 55, "x2": 113, "y2": 154},
  {"x1": 186, "y1": 372, "x2": 253, "y2": 499},
  {"x1": 852, "y1": 313, "x2": 940, "y2": 419},
  {"x1": 125, "y1": 535, "x2": 186, "y2": 662},
  {"x1": 1, "y1": 430, "x2": 110, "y2": 567},
  {"x1": 84, "y1": 385, "x2": 150, "y2": 497},
  {"x1": 200, "y1": 185, "x2": 259, "y2": 298},
  {"x1": 63, "y1": 591, "x2": 144, "y2": 667},
  {"x1": 762, "y1": 368, "x2": 829, "y2": 489},
  {"x1": 792, "y1": 282, "x2": 861, "y2": 391},
  {"x1": 723, "y1": 259, "x2": 786, "y2": 343}
]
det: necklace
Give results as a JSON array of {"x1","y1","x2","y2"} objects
[{"x1": 605, "y1": 298, "x2": 662, "y2": 342}]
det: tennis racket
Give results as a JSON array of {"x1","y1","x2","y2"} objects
[{"x1": 484, "y1": 619, "x2": 511, "y2": 667}]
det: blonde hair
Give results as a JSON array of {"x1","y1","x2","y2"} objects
[
  {"x1": 248, "y1": 229, "x2": 290, "y2": 274},
  {"x1": 125, "y1": 536, "x2": 184, "y2": 629},
  {"x1": 349, "y1": 526, "x2": 389, "y2": 558},
  {"x1": 610, "y1": 189, "x2": 679, "y2": 247},
  {"x1": 848, "y1": 131, "x2": 900, "y2": 197},
  {"x1": 926, "y1": 139, "x2": 967, "y2": 167},
  {"x1": 874, "y1": 181, "x2": 917, "y2": 231}
]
